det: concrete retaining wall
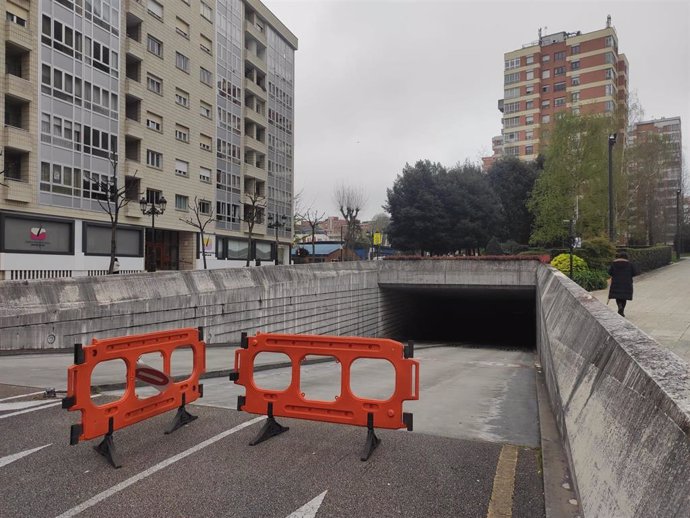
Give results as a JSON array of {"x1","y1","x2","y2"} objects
[{"x1": 536, "y1": 265, "x2": 690, "y2": 517}]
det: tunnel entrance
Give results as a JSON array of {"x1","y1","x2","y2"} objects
[{"x1": 381, "y1": 286, "x2": 536, "y2": 349}]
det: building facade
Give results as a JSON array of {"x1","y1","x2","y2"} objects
[
  {"x1": 0, "y1": 0, "x2": 296, "y2": 280},
  {"x1": 495, "y1": 18, "x2": 627, "y2": 161},
  {"x1": 628, "y1": 117, "x2": 683, "y2": 245}
]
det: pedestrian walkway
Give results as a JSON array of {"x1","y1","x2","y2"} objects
[{"x1": 591, "y1": 257, "x2": 690, "y2": 364}]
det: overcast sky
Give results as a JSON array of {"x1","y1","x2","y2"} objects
[{"x1": 264, "y1": 0, "x2": 690, "y2": 220}]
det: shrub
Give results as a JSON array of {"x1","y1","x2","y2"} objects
[
  {"x1": 573, "y1": 268, "x2": 609, "y2": 291},
  {"x1": 485, "y1": 237, "x2": 504, "y2": 255},
  {"x1": 550, "y1": 253, "x2": 588, "y2": 276},
  {"x1": 518, "y1": 248, "x2": 550, "y2": 257},
  {"x1": 623, "y1": 246, "x2": 672, "y2": 273},
  {"x1": 501, "y1": 240, "x2": 529, "y2": 255},
  {"x1": 579, "y1": 237, "x2": 616, "y2": 271}
]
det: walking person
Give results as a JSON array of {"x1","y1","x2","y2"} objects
[
  {"x1": 112, "y1": 257, "x2": 120, "y2": 275},
  {"x1": 608, "y1": 251, "x2": 638, "y2": 317}
]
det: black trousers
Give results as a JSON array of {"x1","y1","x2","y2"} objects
[{"x1": 616, "y1": 299, "x2": 627, "y2": 316}]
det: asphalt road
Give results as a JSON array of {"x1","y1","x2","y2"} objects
[{"x1": 0, "y1": 345, "x2": 545, "y2": 518}]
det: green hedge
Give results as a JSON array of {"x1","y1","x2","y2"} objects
[
  {"x1": 623, "y1": 246, "x2": 672, "y2": 273},
  {"x1": 579, "y1": 237, "x2": 616, "y2": 271}
]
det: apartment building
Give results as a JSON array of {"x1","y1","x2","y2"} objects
[
  {"x1": 495, "y1": 17, "x2": 628, "y2": 161},
  {"x1": 628, "y1": 116, "x2": 683, "y2": 244},
  {"x1": 0, "y1": 0, "x2": 297, "y2": 280}
]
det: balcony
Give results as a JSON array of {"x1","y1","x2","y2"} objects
[
  {"x1": 4, "y1": 75, "x2": 32, "y2": 102},
  {"x1": 243, "y1": 162, "x2": 267, "y2": 182},
  {"x1": 125, "y1": 118, "x2": 144, "y2": 139},
  {"x1": 244, "y1": 78, "x2": 267, "y2": 100},
  {"x1": 5, "y1": 21, "x2": 33, "y2": 51},
  {"x1": 2, "y1": 179, "x2": 32, "y2": 204},
  {"x1": 125, "y1": 38, "x2": 144, "y2": 60},
  {"x1": 245, "y1": 21, "x2": 267, "y2": 45},
  {"x1": 245, "y1": 106, "x2": 268, "y2": 127},
  {"x1": 124, "y1": 203, "x2": 143, "y2": 219},
  {"x1": 244, "y1": 135, "x2": 267, "y2": 155},
  {"x1": 3, "y1": 125, "x2": 32, "y2": 152},
  {"x1": 126, "y1": 0, "x2": 146, "y2": 17},
  {"x1": 243, "y1": 221, "x2": 267, "y2": 236},
  {"x1": 245, "y1": 51, "x2": 267, "y2": 73}
]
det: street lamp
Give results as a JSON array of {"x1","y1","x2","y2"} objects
[
  {"x1": 608, "y1": 133, "x2": 617, "y2": 242},
  {"x1": 677, "y1": 188, "x2": 683, "y2": 260},
  {"x1": 268, "y1": 214, "x2": 290, "y2": 265},
  {"x1": 140, "y1": 194, "x2": 166, "y2": 272}
]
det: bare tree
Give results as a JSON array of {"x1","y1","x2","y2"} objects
[
  {"x1": 86, "y1": 153, "x2": 136, "y2": 274},
  {"x1": 243, "y1": 190, "x2": 266, "y2": 266},
  {"x1": 0, "y1": 150, "x2": 14, "y2": 187},
  {"x1": 297, "y1": 208, "x2": 326, "y2": 256},
  {"x1": 333, "y1": 183, "x2": 366, "y2": 256},
  {"x1": 179, "y1": 197, "x2": 214, "y2": 269}
]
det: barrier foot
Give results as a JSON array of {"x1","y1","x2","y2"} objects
[
  {"x1": 165, "y1": 405, "x2": 198, "y2": 435},
  {"x1": 361, "y1": 413, "x2": 380, "y2": 462},
  {"x1": 94, "y1": 432, "x2": 122, "y2": 469},
  {"x1": 249, "y1": 402, "x2": 289, "y2": 446}
]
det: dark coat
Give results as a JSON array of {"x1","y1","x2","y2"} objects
[{"x1": 608, "y1": 259, "x2": 638, "y2": 300}]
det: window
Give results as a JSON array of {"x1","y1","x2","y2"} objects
[
  {"x1": 526, "y1": 70, "x2": 534, "y2": 81},
  {"x1": 200, "y1": 133, "x2": 212, "y2": 151},
  {"x1": 525, "y1": 145, "x2": 534, "y2": 155},
  {"x1": 571, "y1": 60, "x2": 580, "y2": 71},
  {"x1": 542, "y1": 85, "x2": 550, "y2": 93},
  {"x1": 504, "y1": 132, "x2": 517, "y2": 143},
  {"x1": 554, "y1": 66, "x2": 565, "y2": 76},
  {"x1": 6, "y1": 11, "x2": 27, "y2": 27},
  {"x1": 541, "y1": 100, "x2": 550, "y2": 109},
  {"x1": 200, "y1": 67, "x2": 212, "y2": 85},
  {"x1": 504, "y1": 101, "x2": 520, "y2": 114},
  {"x1": 146, "y1": 150, "x2": 162, "y2": 168},
  {"x1": 605, "y1": 52, "x2": 616, "y2": 64},
  {"x1": 525, "y1": 100, "x2": 534, "y2": 110},
  {"x1": 605, "y1": 84, "x2": 615, "y2": 96},
  {"x1": 504, "y1": 116, "x2": 520, "y2": 128},
  {"x1": 526, "y1": 55, "x2": 534, "y2": 65},
  {"x1": 504, "y1": 87, "x2": 520, "y2": 99},
  {"x1": 200, "y1": 35, "x2": 212, "y2": 55},
  {"x1": 605, "y1": 36, "x2": 615, "y2": 48},
  {"x1": 571, "y1": 44, "x2": 580, "y2": 55},
  {"x1": 572, "y1": 107, "x2": 580, "y2": 115},
  {"x1": 175, "y1": 17, "x2": 190, "y2": 38},
  {"x1": 554, "y1": 97, "x2": 566, "y2": 107},
  {"x1": 199, "y1": 167, "x2": 212, "y2": 183},
  {"x1": 175, "y1": 159, "x2": 189, "y2": 177},
  {"x1": 605, "y1": 68, "x2": 615, "y2": 80},
  {"x1": 571, "y1": 92, "x2": 580, "y2": 103},
  {"x1": 200, "y1": 101, "x2": 212, "y2": 118},
  {"x1": 504, "y1": 72, "x2": 520, "y2": 85},
  {"x1": 525, "y1": 84, "x2": 534, "y2": 95},
  {"x1": 554, "y1": 82, "x2": 566, "y2": 92},
  {"x1": 146, "y1": 112, "x2": 162, "y2": 132},
  {"x1": 541, "y1": 54, "x2": 550, "y2": 62},
  {"x1": 147, "y1": 35, "x2": 163, "y2": 57},
  {"x1": 198, "y1": 199, "x2": 211, "y2": 214},
  {"x1": 542, "y1": 115, "x2": 551, "y2": 124},
  {"x1": 605, "y1": 100, "x2": 615, "y2": 112},
  {"x1": 147, "y1": 73, "x2": 162, "y2": 95},
  {"x1": 175, "y1": 88, "x2": 190, "y2": 108},
  {"x1": 554, "y1": 51, "x2": 565, "y2": 61},
  {"x1": 176, "y1": 52, "x2": 190, "y2": 73},
  {"x1": 175, "y1": 195, "x2": 188, "y2": 211},
  {"x1": 148, "y1": 0, "x2": 163, "y2": 20},
  {"x1": 525, "y1": 130, "x2": 533, "y2": 140},
  {"x1": 505, "y1": 57, "x2": 520, "y2": 69},
  {"x1": 504, "y1": 146, "x2": 519, "y2": 157},
  {"x1": 541, "y1": 69, "x2": 551, "y2": 79},
  {"x1": 200, "y1": 2, "x2": 213, "y2": 21},
  {"x1": 572, "y1": 76, "x2": 580, "y2": 86},
  {"x1": 42, "y1": 113, "x2": 51, "y2": 133},
  {"x1": 175, "y1": 124, "x2": 190, "y2": 143},
  {"x1": 526, "y1": 115, "x2": 534, "y2": 125}
]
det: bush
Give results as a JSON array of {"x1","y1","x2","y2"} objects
[
  {"x1": 573, "y1": 268, "x2": 609, "y2": 291},
  {"x1": 485, "y1": 237, "x2": 504, "y2": 255},
  {"x1": 550, "y1": 253, "x2": 588, "y2": 276},
  {"x1": 519, "y1": 248, "x2": 550, "y2": 257},
  {"x1": 579, "y1": 237, "x2": 616, "y2": 271},
  {"x1": 623, "y1": 246, "x2": 672, "y2": 273},
  {"x1": 501, "y1": 240, "x2": 529, "y2": 255}
]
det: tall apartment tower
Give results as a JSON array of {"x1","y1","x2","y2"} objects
[
  {"x1": 629, "y1": 117, "x2": 683, "y2": 244},
  {"x1": 0, "y1": 0, "x2": 296, "y2": 280},
  {"x1": 498, "y1": 18, "x2": 628, "y2": 161}
]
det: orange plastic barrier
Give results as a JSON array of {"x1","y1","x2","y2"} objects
[
  {"x1": 230, "y1": 332, "x2": 419, "y2": 460},
  {"x1": 62, "y1": 327, "x2": 205, "y2": 467}
]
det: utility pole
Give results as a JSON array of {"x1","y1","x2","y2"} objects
[{"x1": 608, "y1": 133, "x2": 617, "y2": 242}]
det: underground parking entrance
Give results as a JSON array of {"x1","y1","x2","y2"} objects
[{"x1": 381, "y1": 285, "x2": 536, "y2": 350}]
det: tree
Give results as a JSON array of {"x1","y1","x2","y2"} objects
[
  {"x1": 369, "y1": 213, "x2": 390, "y2": 234},
  {"x1": 179, "y1": 197, "x2": 214, "y2": 269},
  {"x1": 87, "y1": 153, "x2": 136, "y2": 274},
  {"x1": 528, "y1": 113, "x2": 620, "y2": 246},
  {"x1": 296, "y1": 208, "x2": 326, "y2": 257},
  {"x1": 242, "y1": 189, "x2": 266, "y2": 266},
  {"x1": 487, "y1": 157, "x2": 539, "y2": 244},
  {"x1": 333, "y1": 183, "x2": 366, "y2": 257}
]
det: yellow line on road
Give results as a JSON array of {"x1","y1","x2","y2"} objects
[{"x1": 486, "y1": 444, "x2": 519, "y2": 518}]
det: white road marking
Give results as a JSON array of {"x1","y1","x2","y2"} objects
[
  {"x1": 286, "y1": 490, "x2": 328, "y2": 518},
  {"x1": 0, "y1": 400, "x2": 57, "y2": 412},
  {"x1": 0, "y1": 395, "x2": 101, "y2": 420},
  {"x1": 54, "y1": 416, "x2": 265, "y2": 518},
  {"x1": 0, "y1": 444, "x2": 52, "y2": 468},
  {"x1": 0, "y1": 391, "x2": 45, "y2": 402}
]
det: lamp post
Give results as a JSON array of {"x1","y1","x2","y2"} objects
[
  {"x1": 677, "y1": 188, "x2": 683, "y2": 260},
  {"x1": 140, "y1": 194, "x2": 166, "y2": 272},
  {"x1": 268, "y1": 214, "x2": 290, "y2": 265},
  {"x1": 608, "y1": 133, "x2": 617, "y2": 242}
]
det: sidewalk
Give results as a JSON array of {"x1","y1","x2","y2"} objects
[{"x1": 590, "y1": 257, "x2": 690, "y2": 364}]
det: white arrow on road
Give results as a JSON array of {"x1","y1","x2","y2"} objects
[
  {"x1": 0, "y1": 444, "x2": 52, "y2": 468},
  {"x1": 286, "y1": 490, "x2": 328, "y2": 518}
]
